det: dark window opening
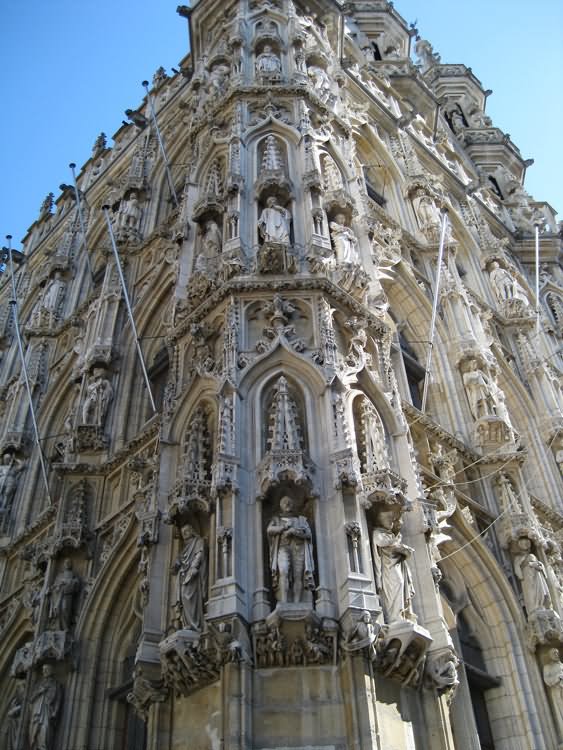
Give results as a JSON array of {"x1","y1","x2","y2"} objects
[
  {"x1": 398, "y1": 334, "x2": 425, "y2": 409},
  {"x1": 363, "y1": 167, "x2": 387, "y2": 207},
  {"x1": 147, "y1": 348, "x2": 169, "y2": 415},
  {"x1": 488, "y1": 177, "x2": 503, "y2": 200},
  {"x1": 458, "y1": 613, "x2": 500, "y2": 750},
  {"x1": 371, "y1": 42, "x2": 382, "y2": 61}
]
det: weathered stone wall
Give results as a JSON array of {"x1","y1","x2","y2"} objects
[{"x1": 0, "y1": 1, "x2": 562, "y2": 749}]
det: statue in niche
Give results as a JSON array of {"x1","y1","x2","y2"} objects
[
  {"x1": 82, "y1": 369, "x2": 113, "y2": 427},
  {"x1": 488, "y1": 261, "x2": 515, "y2": 302},
  {"x1": 371, "y1": 506, "x2": 415, "y2": 623},
  {"x1": 196, "y1": 220, "x2": 222, "y2": 271},
  {"x1": 0, "y1": 452, "x2": 25, "y2": 515},
  {"x1": 42, "y1": 271, "x2": 65, "y2": 316},
  {"x1": 174, "y1": 524, "x2": 208, "y2": 631},
  {"x1": 117, "y1": 191, "x2": 142, "y2": 231},
  {"x1": 546, "y1": 544, "x2": 563, "y2": 611},
  {"x1": 489, "y1": 379, "x2": 516, "y2": 436},
  {"x1": 208, "y1": 63, "x2": 230, "y2": 94},
  {"x1": 462, "y1": 360, "x2": 496, "y2": 421},
  {"x1": 345, "y1": 317, "x2": 368, "y2": 369},
  {"x1": 5, "y1": 682, "x2": 24, "y2": 750},
  {"x1": 415, "y1": 193, "x2": 441, "y2": 232},
  {"x1": 28, "y1": 665, "x2": 62, "y2": 750},
  {"x1": 267, "y1": 495, "x2": 315, "y2": 604},
  {"x1": 542, "y1": 649, "x2": 563, "y2": 732},
  {"x1": 448, "y1": 108, "x2": 466, "y2": 135},
  {"x1": 330, "y1": 215, "x2": 359, "y2": 265},
  {"x1": 258, "y1": 197, "x2": 291, "y2": 244},
  {"x1": 346, "y1": 610, "x2": 377, "y2": 657},
  {"x1": 255, "y1": 45, "x2": 281, "y2": 76},
  {"x1": 513, "y1": 536, "x2": 552, "y2": 615},
  {"x1": 47, "y1": 559, "x2": 80, "y2": 632}
]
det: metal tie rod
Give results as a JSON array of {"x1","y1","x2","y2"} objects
[
  {"x1": 142, "y1": 80, "x2": 179, "y2": 208},
  {"x1": 3, "y1": 236, "x2": 53, "y2": 504},
  {"x1": 101, "y1": 209, "x2": 157, "y2": 414},
  {"x1": 69, "y1": 163, "x2": 94, "y2": 281}
]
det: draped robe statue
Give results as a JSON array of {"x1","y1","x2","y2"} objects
[
  {"x1": 513, "y1": 536, "x2": 552, "y2": 615},
  {"x1": 175, "y1": 524, "x2": 208, "y2": 631},
  {"x1": 371, "y1": 507, "x2": 415, "y2": 623},
  {"x1": 28, "y1": 665, "x2": 62, "y2": 750}
]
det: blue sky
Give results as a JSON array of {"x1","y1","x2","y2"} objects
[{"x1": 1, "y1": 0, "x2": 561, "y2": 246}]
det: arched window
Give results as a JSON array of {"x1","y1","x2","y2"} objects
[{"x1": 456, "y1": 612, "x2": 501, "y2": 750}]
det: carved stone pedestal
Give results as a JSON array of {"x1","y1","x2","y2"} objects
[
  {"x1": 10, "y1": 630, "x2": 71, "y2": 677},
  {"x1": 474, "y1": 416, "x2": 515, "y2": 453},
  {"x1": 159, "y1": 628, "x2": 222, "y2": 696},
  {"x1": 376, "y1": 621, "x2": 432, "y2": 687},
  {"x1": 34, "y1": 630, "x2": 71, "y2": 663},
  {"x1": 257, "y1": 242, "x2": 296, "y2": 274},
  {"x1": 75, "y1": 425, "x2": 107, "y2": 452},
  {"x1": 253, "y1": 606, "x2": 338, "y2": 668}
]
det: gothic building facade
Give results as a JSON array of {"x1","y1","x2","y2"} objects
[{"x1": 1, "y1": 1, "x2": 563, "y2": 749}]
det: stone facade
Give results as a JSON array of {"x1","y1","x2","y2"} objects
[{"x1": 1, "y1": 1, "x2": 562, "y2": 749}]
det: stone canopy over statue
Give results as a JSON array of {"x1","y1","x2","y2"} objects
[{"x1": 267, "y1": 495, "x2": 315, "y2": 606}]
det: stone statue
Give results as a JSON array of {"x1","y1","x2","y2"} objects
[
  {"x1": 117, "y1": 191, "x2": 142, "y2": 231},
  {"x1": 208, "y1": 64, "x2": 230, "y2": 94},
  {"x1": 82, "y1": 370, "x2": 113, "y2": 427},
  {"x1": 462, "y1": 360, "x2": 496, "y2": 420},
  {"x1": 542, "y1": 648, "x2": 563, "y2": 733},
  {"x1": 346, "y1": 610, "x2": 377, "y2": 658},
  {"x1": 546, "y1": 548, "x2": 563, "y2": 612},
  {"x1": 415, "y1": 194, "x2": 440, "y2": 232},
  {"x1": 448, "y1": 108, "x2": 465, "y2": 135},
  {"x1": 330, "y1": 215, "x2": 359, "y2": 265},
  {"x1": 267, "y1": 495, "x2": 315, "y2": 604},
  {"x1": 28, "y1": 665, "x2": 62, "y2": 750},
  {"x1": 513, "y1": 536, "x2": 552, "y2": 615},
  {"x1": 174, "y1": 524, "x2": 208, "y2": 631},
  {"x1": 0, "y1": 453, "x2": 25, "y2": 515},
  {"x1": 48, "y1": 559, "x2": 80, "y2": 631},
  {"x1": 371, "y1": 506, "x2": 415, "y2": 623},
  {"x1": 5, "y1": 683, "x2": 24, "y2": 750},
  {"x1": 489, "y1": 261, "x2": 515, "y2": 302},
  {"x1": 258, "y1": 197, "x2": 291, "y2": 244},
  {"x1": 197, "y1": 220, "x2": 222, "y2": 271},
  {"x1": 255, "y1": 46, "x2": 281, "y2": 76},
  {"x1": 42, "y1": 271, "x2": 65, "y2": 314}
]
